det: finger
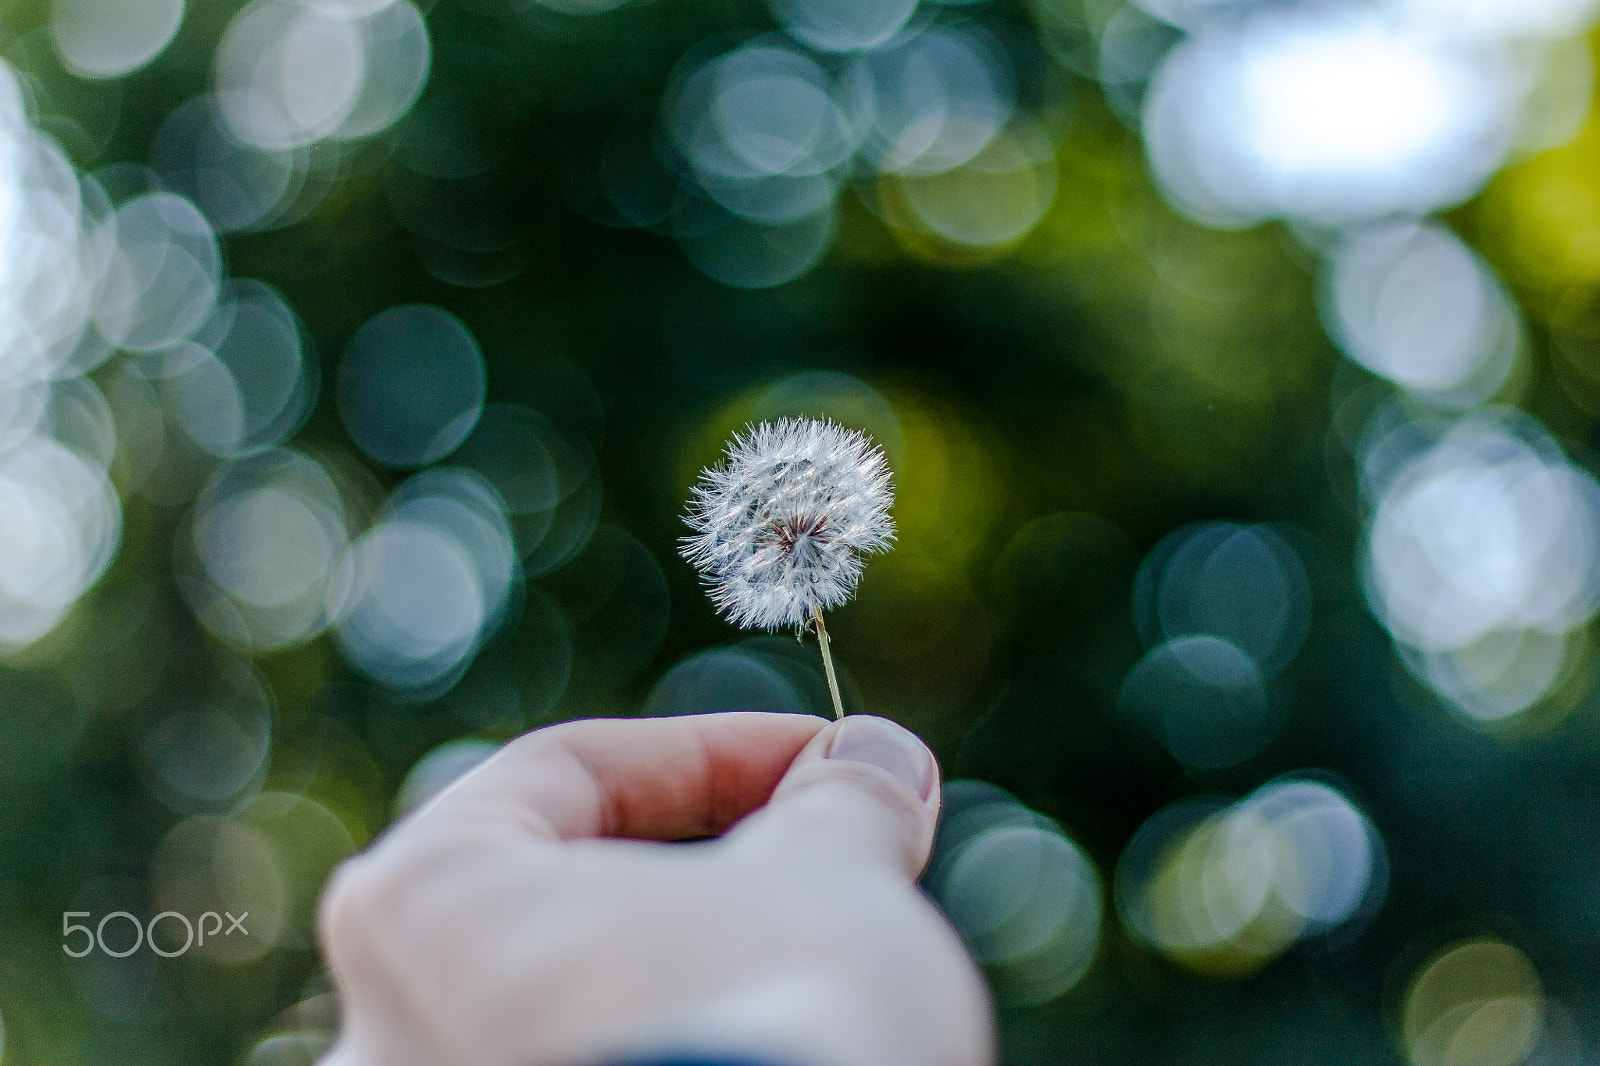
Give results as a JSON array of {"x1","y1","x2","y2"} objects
[
  {"x1": 414, "y1": 712, "x2": 829, "y2": 842},
  {"x1": 730, "y1": 715, "x2": 941, "y2": 880}
]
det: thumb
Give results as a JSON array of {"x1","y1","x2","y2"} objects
[{"x1": 730, "y1": 715, "x2": 941, "y2": 880}]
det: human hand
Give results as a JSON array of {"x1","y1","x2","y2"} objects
[{"x1": 316, "y1": 712, "x2": 995, "y2": 1066}]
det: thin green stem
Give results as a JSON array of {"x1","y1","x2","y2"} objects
[{"x1": 811, "y1": 602, "x2": 845, "y2": 720}]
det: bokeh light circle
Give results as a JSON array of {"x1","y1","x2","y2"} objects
[
  {"x1": 329, "y1": 468, "x2": 516, "y2": 694},
  {"x1": 929, "y1": 783, "x2": 1104, "y2": 1006},
  {"x1": 1119, "y1": 635, "x2": 1277, "y2": 769},
  {"x1": 1115, "y1": 778, "x2": 1385, "y2": 973},
  {"x1": 394, "y1": 738, "x2": 500, "y2": 817},
  {"x1": 333, "y1": 520, "x2": 485, "y2": 689},
  {"x1": 215, "y1": 0, "x2": 367, "y2": 150},
  {"x1": 138, "y1": 693, "x2": 272, "y2": 815},
  {"x1": 0, "y1": 440, "x2": 121, "y2": 649},
  {"x1": 848, "y1": 26, "x2": 1016, "y2": 177},
  {"x1": 330, "y1": 0, "x2": 431, "y2": 142},
  {"x1": 151, "y1": 96, "x2": 302, "y2": 234},
  {"x1": 149, "y1": 815, "x2": 285, "y2": 963},
  {"x1": 678, "y1": 206, "x2": 836, "y2": 289},
  {"x1": 1402, "y1": 939, "x2": 1543, "y2": 1066},
  {"x1": 895, "y1": 121, "x2": 1057, "y2": 247},
  {"x1": 337, "y1": 304, "x2": 486, "y2": 468},
  {"x1": 161, "y1": 280, "x2": 315, "y2": 459},
  {"x1": 94, "y1": 192, "x2": 222, "y2": 354},
  {"x1": 180, "y1": 449, "x2": 349, "y2": 651},
  {"x1": 668, "y1": 42, "x2": 855, "y2": 190},
  {"x1": 769, "y1": 0, "x2": 918, "y2": 53},
  {"x1": 644, "y1": 646, "x2": 813, "y2": 717},
  {"x1": 1143, "y1": 10, "x2": 1519, "y2": 226},
  {"x1": 1321, "y1": 220, "x2": 1520, "y2": 407},
  {"x1": 1363, "y1": 412, "x2": 1600, "y2": 723},
  {"x1": 1133, "y1": 521, "x2": 1312, "y2": 677},
  {"x1": 1235, "y1": 778, "x2": 1381, "y2": 933},
  {"x1": 51, "y1": 0, "x2": 185, "y2": 80}
]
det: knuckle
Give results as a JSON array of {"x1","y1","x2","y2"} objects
[
  {"x1": 318, "y1": 855, "x2": 386, "y2": 962},
  {"x1": 318, "y1": 842, "x2": 430, "y2": 966},
  {"x1": 319, "y1": 830, "x2": 487, "y2": 974}
]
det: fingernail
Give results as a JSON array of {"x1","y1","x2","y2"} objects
[{"x1": 826, "y1": 717, "x2": 935, "y2": 800}]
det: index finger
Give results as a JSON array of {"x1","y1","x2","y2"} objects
[{"x1": 413, "y1": 712, "x2": 830, "y2": 842}]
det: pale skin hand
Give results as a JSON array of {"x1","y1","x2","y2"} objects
[{"x1": 316, "y1": 712, "x2": 996, "y2": 1066}]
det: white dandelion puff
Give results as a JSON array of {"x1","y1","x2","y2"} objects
[{"x1": 681, "y1": 417, "x2": 895, "y2": 717}]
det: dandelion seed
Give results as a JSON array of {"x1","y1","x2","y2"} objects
[{"x1": 682, "y1": 417, "x2": 895, "y2": 718}]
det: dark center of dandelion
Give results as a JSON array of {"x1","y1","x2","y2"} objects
[{"x1": 765, "y1": 513, "x2": 829, "y2": 557}]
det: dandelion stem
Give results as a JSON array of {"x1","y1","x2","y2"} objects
[{"x1": 811, "y1": 602, "x2": 845, "y2": 720}]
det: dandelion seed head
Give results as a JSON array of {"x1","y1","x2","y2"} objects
[{"x1": 682, "y1": 417, "x2": 896, "y2": 630}]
